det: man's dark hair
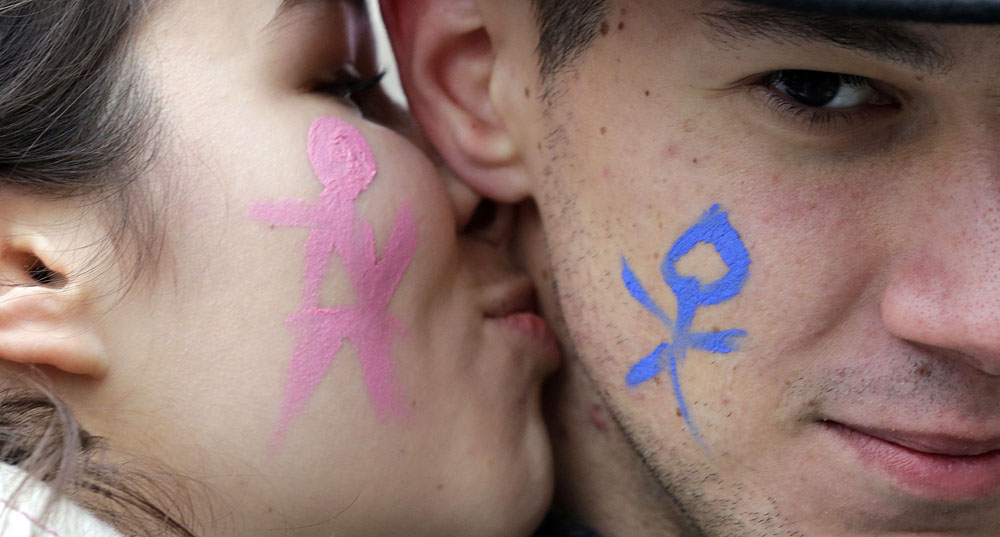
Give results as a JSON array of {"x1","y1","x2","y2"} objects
[{"x1": 531, "y1": 0, "x2": 611, "y2": 82}]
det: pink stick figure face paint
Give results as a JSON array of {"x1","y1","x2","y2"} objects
[{"x1": 250, "y1": 117, "x2": 419, "y2": 448}]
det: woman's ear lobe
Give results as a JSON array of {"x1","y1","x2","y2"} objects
[
  {"x1": 0, "y1": 234, "x2": 108, "y2": 378},
  {"x1": 383, "y1": 0, "x2": 531, "y2": 202}
]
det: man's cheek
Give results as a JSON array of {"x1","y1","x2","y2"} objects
[
  {"x1": 736, "y1": 174, "x2": 886, "y2": 348},
  {"x1": 619, "y1": 204, "x2": 751, "y2": 447}
]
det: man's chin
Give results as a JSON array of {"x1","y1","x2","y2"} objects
[{"x1": 734, "y1": 420, "x2": 1000, "y2": 536}]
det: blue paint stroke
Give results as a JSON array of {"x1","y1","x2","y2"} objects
[{"x1": 622, "y1": 204, "x2": 750, "y2": 444}]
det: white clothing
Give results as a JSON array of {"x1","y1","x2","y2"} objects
[{"x1": 0, "y1": 462, "x2": 123, "y2": 537}]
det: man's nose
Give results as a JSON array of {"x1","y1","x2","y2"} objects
[{"x1": 880, "y1": 144, "x2": 1000, "y2": 377}]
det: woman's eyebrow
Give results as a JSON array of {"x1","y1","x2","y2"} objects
[
  {"x1": 696, "y1": 1, "x2": 955, "y2": 74},
  {"x1": 270, "y1": 0, "x2": 366, "y2": 25}
]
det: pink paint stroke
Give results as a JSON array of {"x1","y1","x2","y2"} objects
[{"x1": 250, "y1": 117, "x2": 418, "y2": 447}]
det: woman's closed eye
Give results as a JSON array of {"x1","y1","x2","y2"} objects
[{"x1": 315, "y1": 65, "x2": 386, "y2": 116}]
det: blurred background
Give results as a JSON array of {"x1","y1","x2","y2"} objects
[{"x1": 367, "y1": 0, "x2": 406, "y2": 104}]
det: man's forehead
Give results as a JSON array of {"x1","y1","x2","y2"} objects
[{"x1": 738, "y1": 0, "x2": 1000, "y2": 23}]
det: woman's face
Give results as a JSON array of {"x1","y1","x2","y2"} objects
[{"x1": 70, "y1": 1, "x2": 559, "y2": 535}]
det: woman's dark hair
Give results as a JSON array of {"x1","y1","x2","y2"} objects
[
  {"x1": 0, "y1": 0, "x2": 154, "y2": 190},
  {"x1": 0, "y1": 380, "x2": 200, "y2": 536},
  {"x1": 0, "y1": 1, "x2": 195, "y2": 535},
  {"x1": 0, "y1": 0, "x2": 166, "y2": 290}
]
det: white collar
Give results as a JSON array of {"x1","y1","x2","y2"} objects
[{"x1": 0, "y1": 462, "x2": 123, "y2": 537}]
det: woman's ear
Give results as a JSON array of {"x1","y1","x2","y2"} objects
[
  {"x1": 382, "y1": 0, "x2": 531, "y2": 202},
  {"x1": 0, "y1": 214, "x2": 107, "y2": 379}
]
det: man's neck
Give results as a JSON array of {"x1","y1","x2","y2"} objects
[{"x1": 516, "y1": 202, "x2": 696, "y2": 536}]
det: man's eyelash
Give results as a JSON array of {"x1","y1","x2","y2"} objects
[
  {"x1": 759, "y1": 90, "x2": 867, "y2": 127},
  {"x1": 748, "y1": 71, "x2": 900, "y2": 131}
]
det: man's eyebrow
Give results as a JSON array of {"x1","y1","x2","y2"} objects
[{"x1": 697, "y1": 2, "x2": 954, "y2": 73}]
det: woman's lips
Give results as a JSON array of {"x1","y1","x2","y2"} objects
[
  {"x1": 484, "y1": 280, "x2": 561, "y2": 371},
  {"x1": 824, "y1": 421, "x2": 1000, "y2": 501},
  {"x1": 497, "y1": 311, "x2": 560, "y2": 357}
]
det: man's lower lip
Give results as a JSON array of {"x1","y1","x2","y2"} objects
[{"x1": 826, "y1": 422, "x2": 1000, "y2": 501}]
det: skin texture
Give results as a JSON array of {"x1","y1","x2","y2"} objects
[
  {"x1": 0, "y1": 1, "x2": 559, "y2": 536},
  {"x1": 385, "y1": 0, "x2": 1000, "y2": 535}
]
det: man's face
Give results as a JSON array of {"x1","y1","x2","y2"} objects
[{"x1": 484, "y1": 0, "x2": 1000, "y2": 534}]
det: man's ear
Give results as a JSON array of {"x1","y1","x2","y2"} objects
[
  {"x1": 0, "y1": 216, "x2": 107, "y2": 379},
  {"x1": 382, "y1": 0, "x2": 531, "y2": 202}
]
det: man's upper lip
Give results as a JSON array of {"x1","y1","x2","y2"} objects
[
  {"x1": 483, "y1": 278, "x2": 538, "y2": 319},
  {"x1": 833, "y1": 422, "x2": 1000, "y2": 456}
]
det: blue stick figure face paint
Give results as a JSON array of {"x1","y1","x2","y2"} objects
[{"x1": 622, "y1": 204, "x2": 750, "y2": 444}]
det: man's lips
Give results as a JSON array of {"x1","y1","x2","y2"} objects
[
  {"x1": 840, "y1": 423, "x2": 1000, "y2": 456},
  {"x1": 824, "y1": 421, "x2": 1000, "y2": 501}
]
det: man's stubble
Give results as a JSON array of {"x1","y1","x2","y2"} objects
[{"x1": 534, "y1": 114, "x2": 801, "y2": 537}]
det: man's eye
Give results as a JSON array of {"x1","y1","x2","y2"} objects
[
  {"x1": 748, "y1": 69, "x2": 901, "y2": 131},
  {"x1": 765, "y1": 70, "x2": 879, "y2": 109}
]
